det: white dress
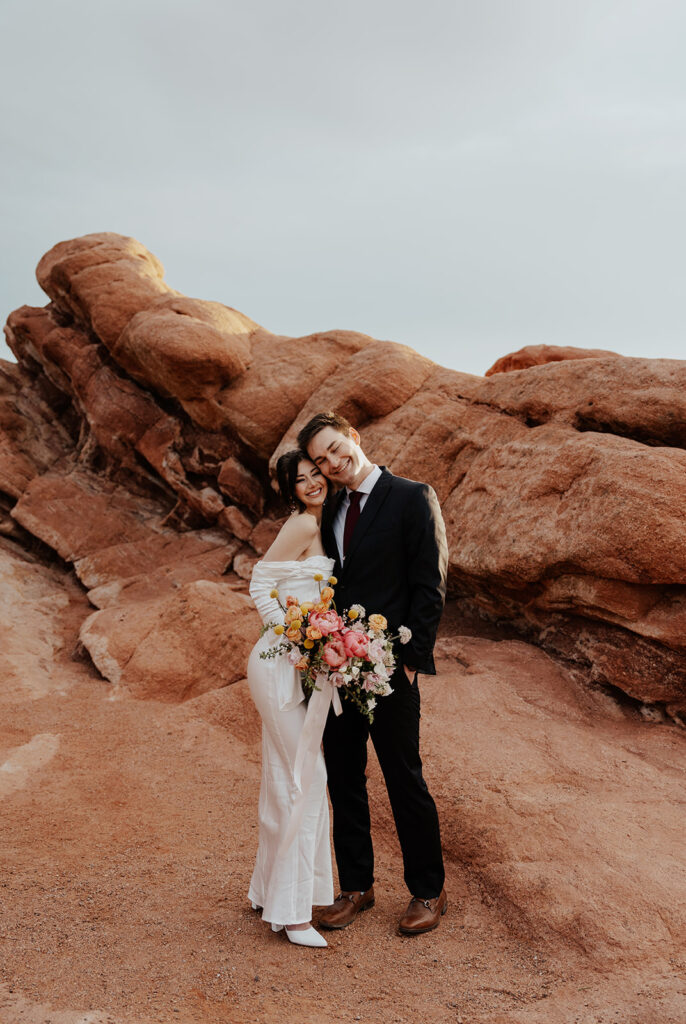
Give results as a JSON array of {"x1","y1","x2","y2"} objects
[{"x1": 247, "y1": 555, "x2": 335, "y2": 927}]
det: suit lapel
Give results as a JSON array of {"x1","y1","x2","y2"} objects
[{"x1": 342, "y1": 468, "x2": 393, "y2": 573}]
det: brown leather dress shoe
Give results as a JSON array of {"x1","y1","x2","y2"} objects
[
  {"x1": 317, "y1": 887, "x2": 375, "y2": 930},
  {"x1": 398, "y1": 888, "x2": 447, "y2": 935}
]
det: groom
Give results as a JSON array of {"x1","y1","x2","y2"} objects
[{"x1": 297, "y1": 410, "x2": 448, "y2": 935}]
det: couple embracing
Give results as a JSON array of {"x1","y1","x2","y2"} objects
[{"x1": 246, "y1": 411, "x2": 448, "y2": 948}]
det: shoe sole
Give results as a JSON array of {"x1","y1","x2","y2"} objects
[
  {"x1": 318, "y1": 898, "x2": 375, "y2": 930},
  {"x1": 398, "y1": 899, "x2": 448, "y2": 935}
]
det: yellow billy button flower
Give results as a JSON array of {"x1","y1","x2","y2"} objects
[
  {"x1": 273, "y1": 625, "x2": 285, "y2": 635},
  {"x1": 269, "y1": 589, "x2": 279, "y2": 599},
  {"x1": 313, "y1": 573, "x2": 324, "y2": 582},
  {"x1": 348, "y1": 608, "x2": 359, "y2": 621},
  {"x1": 328, "y1": 576, "x2": 338, "y2": 585},
  {"x1": 300, "y1": 602, "x2": 314, "y2": 616},
  {"x1": 303, "y1": 639, "x2": 315, "y2": 650}
]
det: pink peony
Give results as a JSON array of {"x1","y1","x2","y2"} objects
[
  {"x1": 309, "y1": 609, "x2": 345, "y2": 637},
  {"x1": 322, "y1": 638, "x2": 347, "y2": 669},
  {"x1": 342, "y1": 629, "x2": 369, "y2": 659},
  {"x1": 368, "y1": 638, "x2": 386, "y2": 663}
]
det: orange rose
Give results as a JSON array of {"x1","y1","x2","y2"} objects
[
  {"x1": 286, "y1": 626, "x2": 302, "y2": 641},
  {"x1": 286, "y1": 595, "x2": 299, "y2": 607},
  {"x1": 320, "y1": 586, "x2": 335, "y2": 602},
  {"x1": 295, "y1": 656, "x2": 310, "y2": 671},
  {"x1": 368, "y1": 613, "x2": 388, "y2": 633},
  {"x1": 306, "y1": 626, "x2": 323, "y2": 641}
]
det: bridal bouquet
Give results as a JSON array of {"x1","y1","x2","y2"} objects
[{"x1": 259, "y1": 574, "x2": 411, "y2": 723}]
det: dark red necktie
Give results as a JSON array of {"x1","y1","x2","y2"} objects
[{"x1": 343, "y1": 491, "x2": 362, "y2": 557}]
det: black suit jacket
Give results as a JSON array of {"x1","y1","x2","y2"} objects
[{"x1": 321, "y1": 468, "x2": 448, "y2": 675}]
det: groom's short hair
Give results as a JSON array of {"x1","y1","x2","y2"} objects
[{"x1": 297, "y1": 411, "x2": 353, "y2": 452}]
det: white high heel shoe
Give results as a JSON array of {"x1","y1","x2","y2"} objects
[
  {"x1": 284, "y1": 925, "x2": 327, "y2": 948},
  {"x1": 270, "y1": 922, "x2": 327, "y2": 946}
]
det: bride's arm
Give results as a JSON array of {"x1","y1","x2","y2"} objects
[{"x1": 263, "y1": 513, "x2": 318, "y2": 562}]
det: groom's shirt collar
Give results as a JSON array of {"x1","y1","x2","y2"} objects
[
  {"x1": 347, "y1": 463, "x2": 382, "y2": 498},
  {"x1": 333, "y1": 464, "x2": 381, "y2": 562}
]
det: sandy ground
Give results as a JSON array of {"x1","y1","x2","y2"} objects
[{"x1": 1, "y1": 539, "x2": 684, "y2": 1024}]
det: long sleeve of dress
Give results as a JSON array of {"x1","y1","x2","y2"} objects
[{"x1": 249, "y1": 562, "x2": 286, "y2": 627}]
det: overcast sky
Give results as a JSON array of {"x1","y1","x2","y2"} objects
[{"x1": 1, "y1": 0, "x2": 684, "y2": 376}]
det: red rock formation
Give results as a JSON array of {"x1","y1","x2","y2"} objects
[
  {"x1": 485, "y1": 343, "x2": 621, "y2": 375},
  {"x1": 2, "y1": 232, "x2": 685, "y2": 720}
]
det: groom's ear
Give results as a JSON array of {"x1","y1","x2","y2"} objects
[{"x1": 349, "y1": 427, "x2": 361, "y2": 445}]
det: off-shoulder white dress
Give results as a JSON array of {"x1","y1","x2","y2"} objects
[{"x1": 247, "y1": 556, "x2": 334, "y2": 927}]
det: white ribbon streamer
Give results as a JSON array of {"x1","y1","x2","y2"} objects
[{"x1": 278, "y1": 672, "x2": 343, "y2": 857}]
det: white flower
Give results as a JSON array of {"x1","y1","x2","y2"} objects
[
  {"x1": 351, "y1": 666, "x2": 360, "y2": 678},
  {"x1": 373, "y1": 662, "x2": 389, "y2": 680},
  {"x1": 287, "y1": 650, "x2": 301, "y2": 665},
  {"x1": 398, "y1": 625, "x2": 412, "y2": 645},
  {"x1": 379, "y1": 682, "x2": 393, "y2": 696},
  {"x1": 349, "y1": 604, "x2": 366, "y2": 619},
  {"x1": 367, "y1": 698, "x2": 377, "y2": 710}
]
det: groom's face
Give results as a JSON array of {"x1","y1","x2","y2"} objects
[{"x1": 307, "y1": 426, "x2": 364, "y2": 488}]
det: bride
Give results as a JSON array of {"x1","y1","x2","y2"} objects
[{"x1": 246, "y1": 450, "x2": 334, "y2": 948}]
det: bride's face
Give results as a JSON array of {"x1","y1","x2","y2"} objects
[{"x1": 294, "y1": 459, "x2": 327, "y2": 510}]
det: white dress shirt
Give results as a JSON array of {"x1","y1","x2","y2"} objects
[{"x1": 332, "y1": 464, "x2": 382, "y2": 563}]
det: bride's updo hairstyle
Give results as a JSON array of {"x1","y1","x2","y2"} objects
[
  {"x1": 276, "y1": 450, "x2": 306, "y2": 512},
  {"x1": 276, "y1": 450, "x2": 330, "y2": 512}
]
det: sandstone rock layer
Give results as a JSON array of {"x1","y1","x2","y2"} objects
[
  {"x1": 485, "y1": 343, "x2": 621, "y2": 375},
  {"x1": 2, "y1": 232, "x2": 685, "y2": 717}
]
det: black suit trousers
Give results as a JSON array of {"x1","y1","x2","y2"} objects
[{"x1": 322, "y1": 664, "x2": 445, "y2": 899}]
